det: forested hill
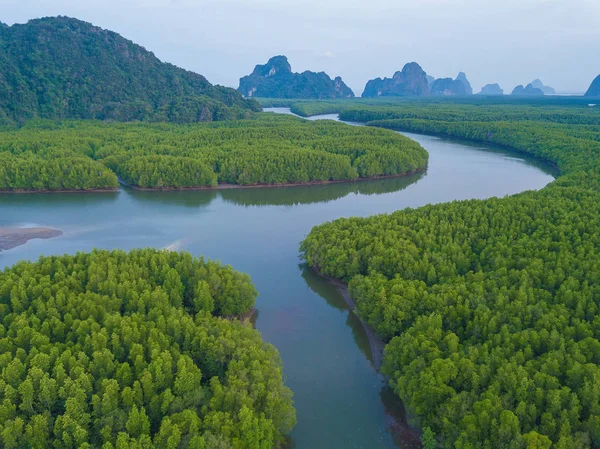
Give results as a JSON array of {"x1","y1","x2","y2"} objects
[{"x1": 0, "y1": 16, "x2": 260, "y2": 126}]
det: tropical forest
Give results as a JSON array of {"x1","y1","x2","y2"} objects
[{"x1": 2, "y1": 6, "x2": 600, "y2": 449}]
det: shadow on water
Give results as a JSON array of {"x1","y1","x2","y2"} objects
[
  {"x1": 300, "y1": 263, "x2": 423, "y2": 448},
  {"x1": 300, "y1": 264, "x2": 374, "y2": 362},
  {"x1": 380, "y1": 386, "x2": 422, "y2": 449},
  {"x1": 0, "y1": 190, "x2": 120, "y2": 207},
  {"x1": 120, "y1": 171, "x2": 424, "y2": 209},
  {"x1": 124, "y1": 187, "x2": 219, "y2": 208},
  {"x1": 219, "y1": 172, "x2": 424, "y2": 207}
]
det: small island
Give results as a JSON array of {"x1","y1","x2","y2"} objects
[
  {"x1": 512, "y1": 83, "x2": 544, "y2": 96},
  {"x1": 238, "y1": 55, "x2": 354, "y2": 99},
  {"x1": 478, "y1": 83, "x2": 504, "y2": 95},
  {"x1": 0, "y1": 227, "x2": 63, "y2": 251},
  {"x1": 362, "y1": 62, "x2": 430, "y2": 97}
]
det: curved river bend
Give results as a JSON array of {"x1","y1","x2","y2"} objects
[{"x1": 0, "y1": 110, "x2": 556, "y2": 449}]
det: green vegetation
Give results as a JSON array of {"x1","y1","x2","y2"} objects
[
  {"x1": 260, "y1": 96, "x2": 600, "y2": 118},
  {"x1": 0, "y1": 114, "x2": 427, "y2": 191},
  {"x1": 301, "y1": 100, "x2": 600, "y2": 448},
  {"x1": 0, "y1": 248, "x2": 295, "y2": 448},
  {"x1": 0, "y1": 17, "x2": 259, "y2": 127}
]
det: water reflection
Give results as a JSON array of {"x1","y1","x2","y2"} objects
[
  {"x1": 300, "y1": 264, "x2": 376, "y2": 368},
  {"x1": 220, "y1": 174, "x2": 423, "y2": 207},
  {"x1": 300, "y1": 263, "x2": 422, "y2": 448},
  {"x1": 125, "y1": 187, "x2": 219, "y2": 208},
  {"x1": 116, "y1": 172, "x2": 424, "y2": 209}
]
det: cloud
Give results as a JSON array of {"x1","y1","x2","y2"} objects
[{"x1": 318, "y1": 51, "x2": 335, "y2": 59}]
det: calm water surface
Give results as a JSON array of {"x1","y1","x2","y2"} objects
[{"x1": 0, "y1": 110, "x2": 556, "y2": 449}]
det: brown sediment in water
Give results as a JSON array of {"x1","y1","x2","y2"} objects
[
  {"x1": 0, "y1": 227, "x2": 63, "y2": 252},
  {"x1": 311, "y1": 267, "x2": 423, "y2": 447}
]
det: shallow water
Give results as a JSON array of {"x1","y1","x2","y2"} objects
[{"x1": 0, "y1": 110, "x2": 556, "y2": 449}]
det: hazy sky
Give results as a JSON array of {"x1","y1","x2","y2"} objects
[{"x1": 3, "y1": 0, "x2": 599, "y2": 95}]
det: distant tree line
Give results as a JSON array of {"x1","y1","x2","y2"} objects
[{"x1": 0, "y1": 115, "x2": 428, "y2": 191}]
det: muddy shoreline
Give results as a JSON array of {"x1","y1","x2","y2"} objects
[
  {"x1": 119, "y1": 168, "x2": 426, "y2": 192},
  {"x1": 317, "y1": 271, "x2": 387, "y2": 370},
  {"x1": 0, "y1": 227, "x2": 63, "y2": 252},
  {"x1": 309, "y1": 267, "x2": 422, "y2": 447}
]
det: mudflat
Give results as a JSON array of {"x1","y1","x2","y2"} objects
[{"x1": 0, "y1": 227, "x2": 63, "y2": 251}]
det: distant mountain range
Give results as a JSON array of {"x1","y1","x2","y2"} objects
[
  {"x1": 362, "y1": 63, "x2": 430, "y2": 97},
  {"x1": 530, "y1": 79, "x2": 556, "y2": 95},
  {"x1": 512, "y1": 84, "x2": 545, "y2": 96},
  {"x1": 0, "y1": 16, "x2": 259, "y2": 126},
  {"x1": 431, "y1": 72, "x2": 473, "y2": 96},
  {"x1": 362, "y1": 64, "x2": 474, "y2": 97},
  {"x1": 238, "y1": 56, "x2": 354, "y2": 99},
  {"x1": 478, "y1": 84, "x2": 504, "y2": 95}
]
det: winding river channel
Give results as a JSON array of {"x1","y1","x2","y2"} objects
[{"x1": 0, "y1": 109, "x2": 556, "y2": 449}]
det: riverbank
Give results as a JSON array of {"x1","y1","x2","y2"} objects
[
  {"x1": 315, "y1": 270, "x2": 387, "y2": 369},
  {"x1": 0, "y1": 227, "x2": 63, "y2": 252},
  {"x1": 0, "y1": 188, "x2": 118, "y2": 194},
  {"x1": 311, "y1": 267, "x2": 422, "y2": 446},
  {"x1": 119, "y1": 168, "x2": 427, "y2": 192}
]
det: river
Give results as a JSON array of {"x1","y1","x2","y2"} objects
[{"x1": 0, "y1": 109, "x2": 556, "y2": 449}]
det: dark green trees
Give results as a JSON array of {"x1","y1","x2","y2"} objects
[
  {"x1": 0, "y1": 115, "x2": 428, "y2": 191},
  {"x1": 301, "y1": 100, "x2": 600, "y2": 448},
  {"x1": 0, "y1": 17, "x2": 258, "y2": 126},
  {"x1": 0, "y1": 249, "x2": 296, "y2": 448}
]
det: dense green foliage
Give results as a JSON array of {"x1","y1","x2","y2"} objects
[
  {"x1": 238, "y1": 56, "x2": 354, "y2": 99},
  {"x1": 0, "y1": 248, "x2": 295, "y2": 448},
  {"x1": 0, "y1": 153, "x2": 118, "y2": 191},
  {"x1": 301, "y1": 100, "x2": 600, "y2": 448},
  {"x1": 0, "y1": 114, "x2": 427, "y2": 191},
  {"x1": 262, "y1": 96, "x2": 600, "y2": 118},
  {"x1": 0, "y1": 17, "x2": 259, "y2": 126}
]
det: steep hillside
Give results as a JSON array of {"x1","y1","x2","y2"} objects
[
  {"x1": 238, "y1": 55, "x2": 354, "y2": 99},
  {"x1": 0, "y1": 16, "x2": 259, "y2": 125},
  {"x1": 362, "y1": 62, "x2": 430, "y2": 97}
]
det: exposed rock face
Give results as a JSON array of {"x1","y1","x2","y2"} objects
[
  {"x1": 478, "y1": 83, "x2": 504, "y2": 95},
  {"x1": 585, "y1": 75, "x2": 600, "y2": 97},
  {"x1": 530, "y1": 79, "x2": 556, "y2": 95},
  {"x1": 426, "y1": 75, "x2": 435, "y2": 89},
  {"x1": 456, "y1": 72, "x2": 473, "y2": 95},
  {"x1": 512, "y1": 84, "x2": 544, "y2": 96},
  {"x1": 431, "y1": 78, "x2": 469, "y2": 96},
  {"x1": 238, "y1": 55, "x2": 354, "y2": 99},
  {"x1": 362, "y1": 62, "x2": 430, "y2": 97}
]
